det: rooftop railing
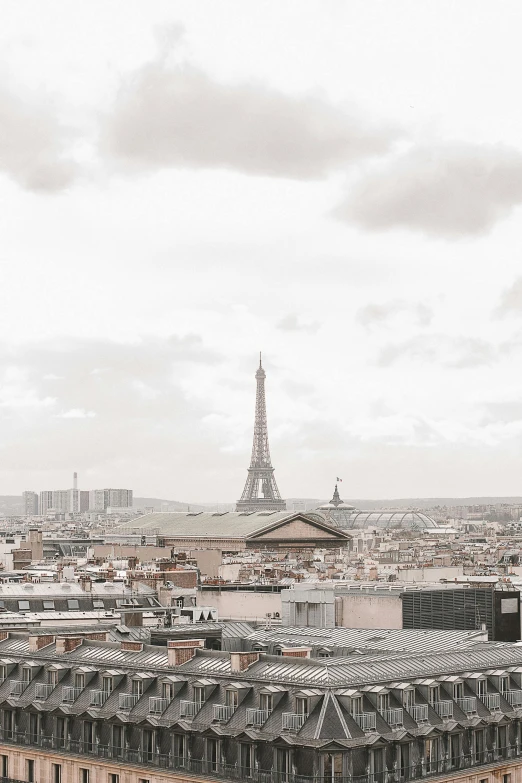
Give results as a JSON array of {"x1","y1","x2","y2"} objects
[
  {"x1": 406, "y1": 704, "x2": 428, "y2": 722},
  {"x1": 282, "y1": 712, "x2": 308, "y2": 731},
  {"x1": 432, "y1": 700, "x2": 453, "y2": 718},
  {"x1": 149, "y1": 696, "x2": 169, "y2": 714},
  {"x1": 119, "y1": 693, "x2": 140, "y2": 710},
  {"x1": 213, "y1": 704, "x2": 235, "y2": 722},
  {"x1": 482, "y1": 693, "x2": 500, "y2": 711},
  {"x1": 246, "y1": 708, "x2": 271, "y2": 726},
  {"x1": 456, "y1": 697, "x2": 477, "y2": 715},
  {"x1": 505, "y1": 689, "x2": 522, "y2": 708},
  {"x1": 90, "y1": 689, "x2": 109, "y2": 706},
  {"x1": 382, "y1": 708, "x2": 403, "y2": 727},
  {"x1": 352, "y1": 712, "x2": 376, "y2": 731},
  {"x1": 8, "y1": 680, "x2": 26, "y2": 696},
  {"x1": 62, "y1": 686, "x2": 82, "y2": 703},
  {"x1": 180, "y1": 699, "x2": 202, "y2": 718},
  {"x1": 34, "y1": 683, "x2": 53, "y2": 701}
]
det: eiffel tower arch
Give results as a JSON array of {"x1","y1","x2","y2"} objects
[{"x1": 236, "y1": 355, "x2": 286, "y2": 512}]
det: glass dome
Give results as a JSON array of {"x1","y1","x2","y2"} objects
[{"x1": 333, "y1": 510, "x2": 438, "y2": 531}]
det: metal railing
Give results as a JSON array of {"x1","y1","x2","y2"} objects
[
  {"x1": 35, "y1": 683, "x2": 54, "y2": 700},
  {"x1": 282, "y1": 712, "x2": 308, "y2": 731},
  {"x1": 0, "y1": 729, "x2": 518, "y2": 783},
  {"x1": 90, "y1": 689, "x2": 109, "y2": 706},
  {"x1": 352, "y1": 712, "x2": 376, "y2": 731},
  {"x1": 456, "y1": 697, "x2": 477, "y2": 714},
  {"x1": 246, "y1": 708, "x2": 271, "y2": 726},
  {"x1": 213, "y1": 704, "x2": 235, "y2": 722},
  {"x1": 119, "y1": 693, "x2": 140, "y2": 710},
  {"x1": 62, "y1": 686, "x2": 82, "y2": 703},
  {"x1": 481, "y1": 693, "x2": 500, "y2": 711},
  {"x1": 180, "y1": 699, "x2": 202, "y2": 717},
  {"x1": 432, "y1": 700, "x2": 453, "y2": 718},
  {"x1": 149, "y1": 696, "x2": 168, "y2": 714},
  {"x1": 406, "y1": 704, "x2": 428, "y2": 722},
  {"x1": 382, "y1": 708, "x2": 403, "y2": 727},
  {"x1": 505, "y1": 689, "x2": 522, "y2": 708},
  {"x1": 8, "y1": 680, "x2": 26, "y2": 696}
]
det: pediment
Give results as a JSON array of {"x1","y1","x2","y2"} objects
[{"x1": 248, "y1": 513, "x2": 350, "y2": 542}]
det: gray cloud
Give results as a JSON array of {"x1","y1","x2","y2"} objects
[
  {"x1": 497, "y1": 278, "x2": 522, "y2": 315},
  {"x1": 0, "y1": 79, "x2": 78, "y2": 192},
  {"x1": 378, "y1": 334, "x2": 498, "y2": 368},
  {"x1": 100, "y1": 58, "x2": 395, "y2": 179},
  {"x1": 335, "y1": 144, "x2": 522, "y2": 237},
  {"x1": 277, "y1": 314, "x2": 320, "y2": 333},
  {"x1": 357, "y1": 300, "x2": 433, "y2": 329}
]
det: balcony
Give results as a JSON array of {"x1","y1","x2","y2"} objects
[
  {"x1": 407, "y1": 704, "x2": 428, "y2": 722},
  {"x1": 180, "y1": 700, "x2": 202, "y2": 718},
  {"x1": 505, "y1": 689, "x2": 522, "y2": 708},
  {"x1": 456, "y1": 697, "x2": 477, "y2": 715},
  {"x1": 62, "y1": 686, "x2": 82, "y2": 703},
  {"x1": 149, "y1": 697, "x2": 168, "y2": 714},
  {"x1": 9, "y1": 680, "x2": 26, "y2": 696},
  {"x1": 482, "y1": 693, "x2": 501, "y2": 711},
  {"x1": 433, "y1": 700, "x2": 453, "y2": 719},
  {"x1": 35, "y1": 684, "x2": 53, "y2": 700},
  {"x1": 90, "y1": 689, "x2": 109, "y2": 706},
  {"x1": 352, "y1": 712, "x2": 377, "y2": 731},
  {"x1": 213, "y1": 704, "x2": 235, "y2": 722},
  {"x1": 282, "y1": 712, "x2": 308, "y2": 731},
  {"x1": 382, "y1": 708, "x2": 403, "y2": 727},
  {"x1": 119, "y1": 693, "x2": 140, "y2": 710},
  {"x1": 246, "y1": 708, "x2": 271, "y2": 726}
]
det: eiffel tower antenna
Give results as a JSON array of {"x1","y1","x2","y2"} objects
[{"x1": 236, "y1": 354, "x2": 286, "y2": 512}]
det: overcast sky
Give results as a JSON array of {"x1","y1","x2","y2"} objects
[{"x1": 2, "y1": 1, "x2": 522, "y2": 502}]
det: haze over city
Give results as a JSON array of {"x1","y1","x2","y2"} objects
[{"x1": 2, "y1": 1, "x2": 522, "y2": 502}]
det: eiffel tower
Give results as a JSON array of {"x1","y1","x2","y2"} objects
[{"x1": 236, "y1": 354, "x2": 286, "y2": 512}]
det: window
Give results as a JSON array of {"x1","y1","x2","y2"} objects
[
  {"x1": 83, "y1": 721, "x2": 94, "y2": 752},
  {"x1": 323, "y1": 753, "x2": 343, "y2": 782},
  {"x1": 112, "y1": 725, "x2": 123, "y2": 758},
  {"x1": 26, "y1": 759, "x2": 35, "y2": 783},
  {"x1": 453, "y1": 682, "x2": 463, "y2": 700},
  {"x1": 22, "y1": 668, "x2": 32, "y2": 683},
  {"x1": 29, "y1": 713, "x2": 39, "y2": 742},
  {"x1": 68, "y1": 599, "x2": 80, "y2": 610},
  {"x1": 225, "y1": 689, "x2": 238, "y2": 709},
  {"x1": 428, "y1": 685, "x2": 440, "y2": 705},
  {"x1": 138, "y1": 779, "x2": 150, "y2": 783},
  {"x1": 475, "y1": 730, "x2": 486, "y2": 763},
  {"x1": 162, "y1": 682, "x2": 173, "y2": 700},
  {"x1": 143, "y1": 729, "x2": 154, "y2": 762},
  {"x1": 350, "y1": 696, "x2": 362, "y2": 716},
  {"x1": 52, "y1": 763, "x2": 62, "y2": 783},
  {"x1": 0, "y1": 665, "x2": 6, "y2": 681},
  {"x1": 102, "y1": 676, "x2": 113, "y2": 695},
  {"x1": 206, "y1": 738, "x2": 220, "y2": 773},
  {"x1": 503, "y1": 775, "x2": 511, "y2": 783},
  {"x1": 378, "y1": 693, "x2": 389, "y2": 712},
  {"x1": 260, "y1": 693, "x2": 273, "y2": 713},
  {"x1": 241, "y1": 744, "x2": 254, "y2": 778},
  {"x1": 1, "y1": 755, "x2": 8, "y2": 777},
  {"x1": 92, "y1": 600, "x2": 104, "y2": 609},
  {"x1": 403, "y1": 689, "x2": 415, "y2": 709},
  {"x1": 80, "y1": 770, "x2": 89, "y2": 783},
  {"x1": 174, "y1": 734, "x2": 186, "y2": 766},
  {"x1": 18, "y1": 600, "x2": 30, "y2": 611},
  {"x1": 56, "y1": 717, "x2": 66, "y2": 749},
  {"x1": 193, "y1": 686, "x2": 204, "y2": 705},
  {"x1": 500, "y1": 676, "x2": 509, "y2": 694},
  {"x1": 132, "y1": 679, "x2": 143, "y2": 698},
  {"x1": 370, "y1": 748, "x2": 386, "y2": 783},
  {"x1": 74, "y1": 673, "x2": 85, "y2": 690},
  {"x1": 108, "y1": 775, "x2": 119, "y2": 783},
  {"x1": 48, "y1": 670, "x2": 59, "y2": 686},
  {"x1": 425, "y1": 738, "x2": 439, "y2": 774},
  {"x1": 275, "y1": 748, "x2": 292, "y2": 782},
  {"x1": 43, "y1": 600, "x2": 55, "y2": 610},
  {"x1": 295, "y1": 697, "x2": 308, "y2": 715},
  {"x1": 479, "y1": 779, "x2": 488, "y2": 783},
  {"x1": 477, "y1": 679, "x2": 486, "y2": 697},
  {"x1": 449, "y1": 734, "x2": 460, "y2": 769}
]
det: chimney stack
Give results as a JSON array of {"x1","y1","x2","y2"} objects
[
  {"x1": 167, "y1": 639, "x2": 205, "y2": 667},
  {"x1": 230, "y1": 652, "x2": 260, "y2": 672}
]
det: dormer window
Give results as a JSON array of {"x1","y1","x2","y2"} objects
[
  {"x1": 500, "y1": 676, "x2": 509, "y2": 694},
  {"x1": 477, "y1": 679, "x2": 486, "y2": 698},
  {"x1": 194, "y1": 686, "x2": 205, "y2": 706},
  {"x1": 225, "y1": 690, "x2": 238, "y2": 709},
  {"x1": 350, "y1": 696, "x2": 363, "y2": 716},
  {"x1": 429, "y1": 686, "x2": 440, "y2": 705},
  {"x1": 453, "y1": 683, "x2": 463, "y2": 700},
  {"x1": 162, "y1": 682, "x2": 173, "y2": 700},
  {"x1": 0, "y1": 666, "x2": 6, "y2": 682},
  {"x1": 378, "y1": 693, "x2": 389, "y2": 712},
  {"x1": 74, "y1": 673, "x2": 85, "y2": 690},
  {"x1": 102, "y1": 676, "x2": 113, "y2": 695},
  {"x1": 48, "y1": 670, "x2": 59, "y2": 687},
  {"x1": 132, "y1": 680, "x2": 143, "y2": 698},
  {"x1": 260, "y1": 693, "x2": 273, "y2": 713},
  {"x1": 403, "y1": 689, "x2": 415, "y2": 709},
  {"x1": 22, "y1": 668, "x2": 32, "y2": 684},
  {"x1": 295, "y1": 697, "x2": 308, "y2": 715}
]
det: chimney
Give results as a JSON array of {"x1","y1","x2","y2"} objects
[
  {"x1": 230, "y1": 652, "x2": 260, "y2": 672},
  {"x1": 167, "y1": 639, "x2": 205, "y2": 667},
  {"x1": 28, "y1": 635, "x2": 55, "y2": 652},
  {"x1": 0, "y1": 632, "x2": 9, "y2": 642},
  {"x1": 281, "y1": 647, "x2": 312, "y2": 659},
  {"x1": 56, "y1": 636, "x2": 83, "y2": 654},
  {"x1": 121, "y1": 641, "x2": 144, "y2": 652}
]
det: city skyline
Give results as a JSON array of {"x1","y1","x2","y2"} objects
[{"x1": 2, "y1": 2, "x2": 522, "y2": 501}]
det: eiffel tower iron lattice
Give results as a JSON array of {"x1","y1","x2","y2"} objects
[{"x1": 236, "y1": 354, "x2": 286, "y2": 512}]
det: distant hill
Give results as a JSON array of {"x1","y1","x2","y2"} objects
[{"x1": 133, "y1": 497, "x2": 207, "y2": 512}]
